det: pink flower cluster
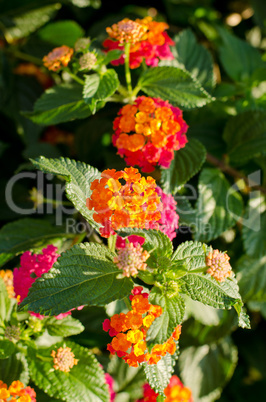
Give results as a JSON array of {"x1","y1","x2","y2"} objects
[
  {"x1": 155, "y1": 186, "x2": 179, "y2": 240},
  {"x1": 112, "y1": 96, "x2": 188, "y2": 172},
  {"x1": 105, "y1": 373, "x2": 115, "y2": 402},
  {"x1": 14, "y1": 245, "x2": 70, "y2": 319}
]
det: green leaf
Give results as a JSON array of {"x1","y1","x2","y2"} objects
[
  {"x1": 0, "y1": 278, "x2": 11, "y2": 321},
  {"x1": 31, "y1": 156, "x2": 101, "y2": 231},
  {"x1": 160, "y1": 139, "x2": 206, "y2": 193},
  {"x1": 242, "y1": 194, "x2": 266, "y2": 258},
  {"x1": 28, "y1": 341, "x2": 109, "y2": 402},
  {"x1": 0, "y1": 4, "x2": 60, "y2": 41},
  {"x1": 143, "y1": 347, "x2": 178, "y2": 395},
  {"x1": 102, "y1": 49, "x2": 123, "y2": 65},
  {"x1": 118, "y1": 228, "x2": 173, "y2": 260},
  {"x1": 171, "y1": 240, "x2": 209, "y2": 271},
  {"x1": 25, "y1": 84, "x2": 92, "y2": 125},
  {"x1": 236, "y1": 255, "x2": 266, "y2": 302},
  {"x1": 19, "y1": 243, "x2": 133, "y2": 316},
  {"x1": 173, "y1": 28, "x2": 215, "y2": 90},
  {"x1": 138, "y1": 67, "x2": 214, "y2": 109},
  {"x1": 82, "y1": 74, "x2": 100, "y2": 99},
  {"x1": 178, "y1": 337, "x2": 238, "y2": 402},
  {"x1": 38, "y1": 20, "x2": 84, "y2": 47},
  {"x1": 0, "y1": 339, "x2": 15, "y2": 359},
  {"x1": 0, "y1": 218, "x2": 74, "y2": 268},
  {"x1": 181, "y1": 306, "x2": 238, "y2": 347},
  {"x1": 223, "y1": 111, "x2": 266, "y2": 165},
  {"x1": 0, "y1": 352, "x2": 29, "y2": 385},
  {"x1": 175, "y1": 196, "x2": 196, "y2": 227},
  {"x1": 46, "y1": 316, "x2": 85, "y2": 337},
  {"x1": 179, "y1": 274, "x2": 241, "y2": 309},
  {"x1": 217, "y1": 26, "x2": 265, "y2": 82},
  {"x1": 108, "y1": 355, "x2": 146, "y2": 401},
  {"x1": 146, "y1": 287, "x2": 185, "y2": 346},
  {"x1": 194, "y1": 168, "x2": 243, "y2": 242},
  {"x1": 83, "y1": 69, "x2": 119, "y2": 113}
]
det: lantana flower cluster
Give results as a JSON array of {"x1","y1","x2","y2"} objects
[
  {"x1": 112, "y1": 97, "x2": 188, "y2": 172},
  {"x1": 13, "y1": 245, "x2": 70, "y2": 319},
  {"x1": 43, "y1": 45, "x2": 74, "y2": 71},
  {"x1": 86, "y1": 167, "x2": 162, "y2": 237},
  {"x1": 0, "y1": 269, "x2": 15, "y2": 298},
  {"x1": 0, "y1": 380, "x2": 36, "y2": 402},
  {"x1": 103, "y1": 16, "x2": 174, "y2": 68},
  {"x1": 103, "y1": 286, "x2": 181, "y2": 367},
  {"x1": 137, "y1": 375, "x2": 193, "y2": 402},
  {"x1": 51, "y1": 346, "x2": 78, "y2": 373},
  {"x1": 114, "y1": 242, "x2": 150, "y2": 277},
  {"x1": 206, "y1": 249, "x2": 232, "y2": 282}
]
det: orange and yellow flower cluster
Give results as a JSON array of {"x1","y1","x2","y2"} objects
[
  {"x1": 114, "y1": 242, "x2": 150, "y2": 277},
  {"x1": 43, "y1": 45, "x2": 74, "y2": 71},
  {"x1": 0, "y1": 269, "x2": 15, "y2": 298},
  {"x1": 103, "y1": 286, "x2": 181, "y2": 367},
  {"x1": 51, "y1": 346, "x2": 78, "y2": 373},
  {"x1": 112, "y1": 97, "x2": 188, "y2": 172},
  {"x1": 86, "y1": 167, "x2": 162, "y2": 237},
  {"x1": 103, "y1": 16, "x2": 175, "y2": 68},
  {"x1": 206, "y1": 249, "x2": 232, "y2": 282},
  {"x1": 0, "y1": 380, "x2": 36, "y2": 402},
  {"x1": 137, "y1": 375, "x2": 193, "y2": 402}
]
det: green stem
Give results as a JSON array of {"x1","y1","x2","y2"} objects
[
  {"x1": 132, "y1": 85, "x2": 141, "y2": 98},
  {"x1": 123, "y1": 296, "x2": 132, "y2": 311},
  {"x1": 124, "y1": 42, "x2": 132, "y2": 96},
  {"x1": 4, "y1": 48, "x2": 42, "y2": 65},
  {"x1": 67, "y1": 71, "x2": 85, "y2": 85},
  {"x1": 107, "y1": 94, "x2": 124, "y2": 103},
  {"x1": 43, "y1": 197, "x2": 73, "y2": 207},
  {"x1": 36, "y1": 354, "x2": 52, "y2": 362},
  {"x1": 108, "y1": 234, "x2": 117, "y2": 253},
  {"x1": 117, "y1": 84, "x2": 129, "y2": 97}
]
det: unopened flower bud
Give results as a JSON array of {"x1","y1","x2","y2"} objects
[
  {"x1": 79, "y1": 52, "x2": 97, "y2": 70},
  {"x1": 4, "y1": 325, "x2": 21, "y2": 342},
  {"x1": 74, "y1": 37, "x2": 91, "y2": 52}
]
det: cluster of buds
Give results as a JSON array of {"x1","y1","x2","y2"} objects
[
  {"x1": 103, "y1": 286, "x2": 181, "y2": 367},
  {"x1": 0, "y1": 380, "x2": 36, "y2": 402},
  {"x1": 43, "y1": 45, "x2": 74, "y2": 71},
  {"x1": 4, "y1": 325, "x2": 21, "y2": 342},
  {"x1": 104, "y1": 16, "x2": 174, "y2": 68},
  {"x1": 0, "y1": 269, "x2": 15, "y2": 298},
  {"x1": 114, "y1": 242, "x2": 150, "y2": 277},
  {"x1": 206, "y1": 249, "x2": 232, "y2": 282},
  {"x1": 51, "y1": 346, "x2": 78, "y2": 373},
  {"x1": 112, "y1": 97, "x2": 188, "y2": 172},
  {"x1": 137, "y1": 375, "x2": 193, "y2": 402},
  {"x1": 79, "y1": 52, "x2": 97, "y2": 71},
  {"x1": 86, "y1": 167, "x2": 162, "y2": 237}
]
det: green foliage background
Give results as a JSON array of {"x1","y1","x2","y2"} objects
[{"x1": 0, "y1": 0, "x2": 265, "y2": 401}]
